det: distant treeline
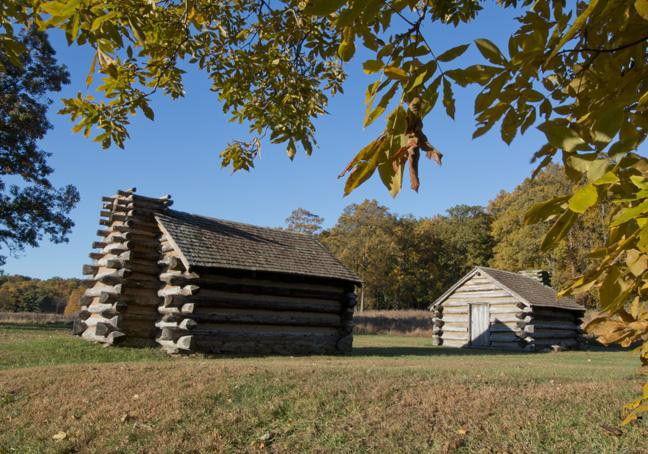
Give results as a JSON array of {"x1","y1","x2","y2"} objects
[
  {"x1": 315, "y1": 164, "x2": 606, "y2": 310},
  {"x1": 0, "y1": 275, "x2": 89, "y2": 313}
]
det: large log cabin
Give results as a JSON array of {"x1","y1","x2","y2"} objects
[
  {"x1": 74, "y1": 189, "x2": 361, "y2": 355},
  {"x1": 429, "y1": 267, "x2": 585, "y2": 351}
]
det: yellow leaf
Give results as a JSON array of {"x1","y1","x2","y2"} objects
[
  {"x1": 384, "y1": 66, "x2": 407, "y2": 81},
  {"x1": 568, "y1": 183, "x2": 598, "y2": 213},
  {"x1": 52, "y1": 431, "x2": 67, "y2": 441},
  {"x1": 635, "y1": 0, "x2": 648, "y2": 20}
]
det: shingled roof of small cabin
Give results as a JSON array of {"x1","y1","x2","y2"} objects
[
  {"x1": 155, "y1": 210, "x2": 361, "y2": 284},
  {"x1": 431, "y1": 266, "x2": 585, "y2": 312}
]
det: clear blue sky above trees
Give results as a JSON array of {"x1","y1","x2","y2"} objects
[{"x1": 6, "y1": 5, "x2": 556, "y2": 278}]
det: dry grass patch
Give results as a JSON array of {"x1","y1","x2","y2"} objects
[
  {"x1": 0, "y1": 327, "x2": 646, "y2": 453},
  {"x1": 353, "y1": 310, "x2": 434, "y2": 336}
]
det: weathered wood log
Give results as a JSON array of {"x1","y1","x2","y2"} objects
[
  {"x1": 441, "y1": 332, "x2": 469, "y2": 341},
  {"x1": 82, "y1": 264, "x2": 98, "y2": 276},
  {"x1": 86, "y1": 301, "x2": 127, "y2": 314},
  {"x1": 489, "y1": 332, "x2": 531, "y2": 343},
  {"x1": 84, "y1": 314, "x2": 120, "y2": 328},
  {"x1": 191, "y1": 273, "x2": 347, "y2": 296},
  {"x1": 102, "y1": 243, "x2": 129, "y2": 255},
  {"x1": 441, "y1": 339, "x2": 468, "y2": 348},
  {"x1": 491, "y1": 314, "x2": 532, "y2": 323},
  {"x1": 159, "y1": 271, "x2": 199, "y2": 285},
  {"x1": 82, "y1": 328, "x2": 126, "y2": 345},
  {"x1": 96, "y1": 268, "x2": 131, "y2": 285},
  {"x1": 157, "y1": 285, "x2": 200, "y2": 297},
  {"x1": 194, "y1": 279, "x2": 347, "y2": 301},
  {"x1": 532, "y1": 320, "x2": 580, "y2": 330},
  {"x1": 84, "y1": 284, "x2": 122, "y2": 298},
  {"x1": 441, "y1": 325, "x2": 468, "y2": 333},
  {"x1": 533, "y1": 330, "x2": 578, "y2": 339},
  {"x1": 158, "y1": 255, "x2": 184, "y2": 271},
  {"x1": 72, "y1": 319, "x2": 87, "y2": 335},
  {"x1": 184, "y1": 308, "x2": 342, "y2": 328},
  {"x1": 169, "y1": 291, "x2": 342, "y2": 314},
  {"x1": 94, "y1": 322, "x2": 116, "y2": 336},
  {"x1": 155, "y1": 319, "x2": 197, "y2": 330},
  {"x1": 156, "y1": 335, "x2": 193, "y2": 351},
  {"x1": 442, "y1": 307, "x2": 468, "y2": 314},
  {"x1": 441, "y1": 315, "x2": 468, "y2": 323},
  {"x1": 443, "y1": 296, "x2": 519, "y2": 306}
]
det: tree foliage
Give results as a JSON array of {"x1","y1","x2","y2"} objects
[
  {"x1": 0, "y1": 28, "x2": 79, "y2": 266},
  {"x1": 2, "y1": 0, "x2": 647, "y2": 421},
  {"x1": 0, "y1": 275, "x2": 88, "y2": 313},
  {"x1": 490, "y1": 164, "x2": 607, "y2": 307},
  {"x1": 320, "y1": 200, "x2": 493, "y2": 309},
  {"x1": 285, "y1": 208, "x2": 324, "y2": 235}
]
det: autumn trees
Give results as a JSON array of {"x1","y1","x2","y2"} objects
[{"x1": 319, "y1": 199, "x2": 494, "y2": 310}]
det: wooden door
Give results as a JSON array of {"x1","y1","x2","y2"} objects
[{"x1": 470, "y1": 304, "x2": 490, "y2": 346}]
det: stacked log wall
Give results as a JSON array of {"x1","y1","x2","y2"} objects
[
  {"x1": 74, "y1": 189, "x2": 171, "y2": 346},
  {"x1": 155, "y1": 246, "x2": 357, "y2": 355},
  {"x1": 528, "y1": 307, "x2": 584, "y2": 349},
  {"x1": 433, "y1": 272, "x2": 534, "y2": 350}
]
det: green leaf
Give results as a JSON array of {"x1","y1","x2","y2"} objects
[
  {"x1": 386, "y1": 106, "x2": 407, "y2": 134},
  {"x1": 541, "y1": 209, "x2": 578, "y2": 251},
  {"x1": 501, "y1": 108, "x2": 518, "y2": 145},
  {"x1": 338, "y1": 40, "x2": 355, "y2": 61},
  {"x1": 599, "y1": 266, "x2": 631, "y2": 312},
  {"x1": 86, "y1": 52, "x2": 97, "y2": 88},
  {"x1": 344, "y1": 140, "x2": 383, "y2": 195},
  {"x1": 524, "y1": 196, "x2": 569, "y2": 225},
  {"x1": 568, "y1": 183, "x2": 598, "y2": 213},
  {"x1": 91, "y1": 11, "x2": 119, "y2": 32},
  {"x1": 303, "y1": 0, "x2": 346, "y2": 16},
  {"x1": 442, "y1": 78, "x2": 455, "y2": 119},
  {"x1": 384, "y1": 66, "x2": 407, "y2": 81},
  {"x1": 546, "y1": 0, "x2": 600, "y2": 63},
  {"x1": 363, "y1": 60, "x2": 384, "y2": 74},
  {"x1": 593, "y1": 171, "x2": 619, "y2": 186},
  {"x1": 364, "y1": 82, "x2": 398, "y2": 127},
  {"x1": 538, "y1": 121, "x2": 585, "y2": 153},
  {"x1": 611, "y1": 200, "x2": 648, "y2": 227},
  {"x1": 141, "y1": 103, "x2": 154, "y2": 121},
  {"x1": 474, "y1": 39, "x2": 506, "y2": 65},
  {"x1": 437, "y1": 44, "x2": 469, "y2": 62}
]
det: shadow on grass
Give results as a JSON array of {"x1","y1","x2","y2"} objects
[
  {"x1": 0, "y1": 322, "x2": 72, "y2": 332},
  {"x1": 351, "y1": 346, "x2": 526, "y2": 357}
]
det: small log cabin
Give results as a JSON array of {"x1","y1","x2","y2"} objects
[
  {"x1": 429, "y1": 267, "x2": 585, "y2": 351},
  {"x1": 75, "y1": 189, "x2": 361, "y2": 355}
]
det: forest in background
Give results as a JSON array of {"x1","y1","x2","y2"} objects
[
  {"x1": 1, "y1": 164, "x2": 606, "y2": 314},
  {"x1": 311, "y1": 164, "x2": 607, "y2": 310},
  {"x1": 0, "y1": 275, "x2": 88, "y2": 314}
]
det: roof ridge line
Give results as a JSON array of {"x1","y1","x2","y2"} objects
[{"x1": 163, "y1": 208, "x2": 313, "y2": 237}]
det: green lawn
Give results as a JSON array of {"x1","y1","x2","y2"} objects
[{"x1": 0, "y1": 324, "x2": 645, "y2": 453}]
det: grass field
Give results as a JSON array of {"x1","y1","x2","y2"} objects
[{"x1": 0, "y1": 324, "x2": 646, "y2": 453}]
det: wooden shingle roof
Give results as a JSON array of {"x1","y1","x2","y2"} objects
[
  {"x1": 155, "y1": 210, "x2": 361, "y2": 284},
  {"x1": 431, "y1": 266, "x2": 585, "y2": 312}
]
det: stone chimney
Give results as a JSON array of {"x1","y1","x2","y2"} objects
[{"x1": 519, "y1": 269, "x2": 551, "y2": 287}]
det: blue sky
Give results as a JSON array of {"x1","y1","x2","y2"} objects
[{"x1": 5, "y1": 5, "x2": 552, "y2": 279}]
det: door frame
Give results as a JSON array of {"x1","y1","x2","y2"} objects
[{"x1": 468, "y1": 302, "x2": 490, "y2": 347}]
